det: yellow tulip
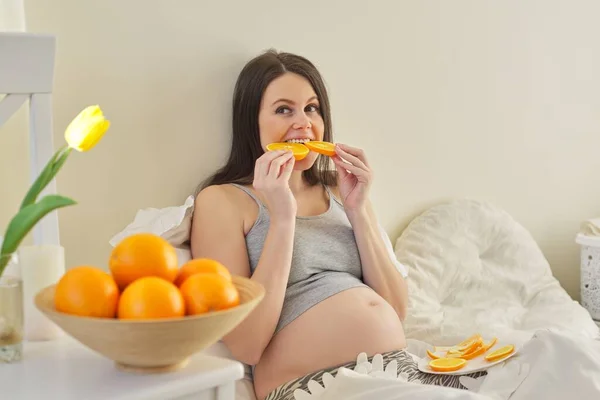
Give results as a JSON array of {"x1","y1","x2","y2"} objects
[{"x1": 64, "y1": 105, "x2": 110, "y2": 152}]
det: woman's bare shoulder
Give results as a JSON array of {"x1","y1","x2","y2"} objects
[
  {"x1": 195, "y1": 183, "x2": 252, "y2": 209},
  {"x1": 194, "y1": 183, "x2": 259, "y2": 232}
]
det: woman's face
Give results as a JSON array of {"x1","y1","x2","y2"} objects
[{"x1": 258, "y1": 72, "x2": 324, "y2": 170}]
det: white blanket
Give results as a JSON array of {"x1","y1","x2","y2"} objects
[
  {"x1": 292, "y1": 329, "x2": 600, "y2": 400},
  {"x1": 394, "y1": 199, "x2": 600, "y2": 345}
]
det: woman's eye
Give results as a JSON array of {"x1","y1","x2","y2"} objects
[
  {"x1": 306, "y1": 104, "x2": 320, "y2": 113},
  {"x1": 276, "y1": 106, "x2": 291, "y2": 114}
]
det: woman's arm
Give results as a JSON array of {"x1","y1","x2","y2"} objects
[
  {"x1": 191, "y1": 185, "x2": 295, "y2": 365},
  {"x1": 331, "y1": 143, "x2": 408, "y2": 321},
  {"x1": 346, "y1": 202, "x2": 408, "y2": 321}
]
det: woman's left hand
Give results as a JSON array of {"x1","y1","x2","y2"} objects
[{"x1": 332, "y1": 143, "x2": 373, "y2": 214}]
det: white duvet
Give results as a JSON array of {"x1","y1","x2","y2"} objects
[
  {"x1": 292, "y1": 329, "x2": 600, "y2": 400},
  {"x1": 394, "y1": 199, "x2": 599, "y2": 345}
]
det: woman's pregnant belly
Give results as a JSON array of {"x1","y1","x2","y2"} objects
[{"x1": 253, "y1": 287, "x2": 406, "y2": 400}]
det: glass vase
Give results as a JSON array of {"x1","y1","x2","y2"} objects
[{"x1": 0, "y1": 253, "x2": 24, "y2": 363}]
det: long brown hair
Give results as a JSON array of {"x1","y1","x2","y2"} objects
[{"x1": 197, "y1": 49, "x2": 337, "y2": 194}]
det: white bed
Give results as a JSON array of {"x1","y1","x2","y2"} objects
[{"x1": 111, "y1": 195, "x2": 600, "y2": 400}]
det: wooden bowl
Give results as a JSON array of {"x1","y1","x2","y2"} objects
[{"x1": 34, "y1": 275, "x2": 264, "y2": 373}]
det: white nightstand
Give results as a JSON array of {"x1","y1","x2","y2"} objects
[{"x1": 0, "y1": 335, "x2": 245, "y2": 399}]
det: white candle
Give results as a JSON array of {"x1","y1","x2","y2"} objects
[
  {"x1": 18, "y1": 244, "x2": 65, "y2": 341},
  {"x1": 0, "y1": 0, "x2": 27, "y2": 31}
]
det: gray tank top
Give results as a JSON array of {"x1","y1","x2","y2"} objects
[{"x1": 231, "y1": 183, "x2": 367, "y2": 335}]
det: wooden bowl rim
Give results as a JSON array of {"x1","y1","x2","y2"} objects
[{"x1": 35, "y1": 275, "x2": 265, "y2": 324}]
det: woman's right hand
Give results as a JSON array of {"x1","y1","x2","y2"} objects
[{"x1": 253, "y1": 150, "x2": 297, "y2": 221}]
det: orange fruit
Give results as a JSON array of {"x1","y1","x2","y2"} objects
[
  {"x1": 304, "y1": 141, "x2": 336, "y2": 157},
  {"x1": 485, "y1": 344, "x2": 515, "y2": 362},
  {"x1": 54, "y1": 266, "x2": 120, "y2": 318},
  {"x1": 429, "y1": 358, "x2": 467, "y2": 372},
  {"x1": 180, "y1": 273, "x2": 240, "y2": 315},
  {"x1": 109, "y1": 233, "x2": 178, "y2": 289},
  {"x1": 265, "y1": 142, "x2": 309, "y2": 161},
  {"x1": 174, "y1": 258, "x2": 232, "y2": 287},
  {"x1": 117, "y1": 276, "x2": 185, "y2": 320}
]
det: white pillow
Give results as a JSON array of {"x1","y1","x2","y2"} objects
[
  {"x1": 394, "y1": 198, "x2": 600, "y2": 345},
  {"x1": 109, "y1": 195, "x2": 194, "y2": 250}
]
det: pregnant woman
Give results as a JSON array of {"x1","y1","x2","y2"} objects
[{"x1": 191, "y1": 49, "x2": 482, "y2": 400}]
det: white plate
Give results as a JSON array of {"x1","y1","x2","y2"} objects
[{"x1": 417, "y1": 340, "x2": 519, "y2": 375}]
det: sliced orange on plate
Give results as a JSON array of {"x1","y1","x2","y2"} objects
[
  {"x1": 456, "y1": 334, "x2": 483, "y2": 352},
  {"x1": 483, "y1": 337, "x2": 498, "y2": 351},
  {"x1": 460, "y1": 337, "x2": 497, "y2": 360},
  {"x1": 304, "y1": 141, "x2": 336, "y2": 157},
  {"x1": 457, "y1": 333, "x2": 481, "y2": 347},
  {"x1": 485, "y1": 344, "x2": 515, "y2": 362},
  {"x1": 429, "y1": 357, "x2": 467, "y2": 372},
  {"x1": 461, "y1": 344, "x2": 487, "y2": 360},
  {"x1": 426, "y1": 336, "x2": 515, "y2": 373},
  {"x1": 265, "y1": 142, "x2": 310, "y2": 161},
  {"x1": 433, "y1": 335, "x2": 502, "y2": 362},
  {"x1": 426, "y1": 349, "x2": 440, "y2": 360},
  {"x1": 444, "y1": 334, "x2": 481, "y2": 356}
]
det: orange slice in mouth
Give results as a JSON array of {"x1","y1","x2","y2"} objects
[
  {"x1": 428, "y1": 357, "x2": 467, "y2": 372},
  {"x1": 304, "y1": 141, "x2": 336, "y2": 157},
  {"x1": 485, "y1": 344, "x2": 515, "y2": 362},
  {"x1": 266, "y1": 142, "x2": 310, "y2": 161}
]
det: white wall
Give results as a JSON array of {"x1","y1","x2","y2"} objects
[{"x1": 1, "y1": 0, "x2": 599, "y2": 299}]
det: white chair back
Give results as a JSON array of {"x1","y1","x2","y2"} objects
[{"x1": 0, "y1": 32, "x2": 59, "y2": 246}]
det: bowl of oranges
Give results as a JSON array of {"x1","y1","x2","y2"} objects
[{"x1": 34, "y1": 233, "x2": 265, "y2": 373}]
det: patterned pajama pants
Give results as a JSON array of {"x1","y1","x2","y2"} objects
[{"x1": 264, "y1": 350, "x2": 486, "y2": 400}]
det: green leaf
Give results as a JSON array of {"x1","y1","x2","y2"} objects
[
  {"x1": 19, "y1": 146, "x2": 72, "y2": 210},
  {"x1": 1, "y1": 195, "x2": 76, "y2": 258}
]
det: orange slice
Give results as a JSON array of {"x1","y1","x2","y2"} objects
[
  {"x1": 426, "y1": 349, "x2": 440, "y2": 360},
  {"x1": 429, "y1": 358, "x2": 467, "y2": 372},
  {"x1": 462, "y1": 336, "x2": 484, "y2": 354},
  {"x1": 457, "y1": 334, "x2": 481, "y2": 348},
  {"x1": 304, "y1": 141, "x2": 336, "y2": 157},
  {"x1": 266, "y1": 142, "x2": 310, "y2": 161},
  {"x1": 461, "y1": 344, "x2": 487, "y2": 360},
  {"x1": 443, "y1": 336, "x2": 498, "y2": 360},
  {"x1": 446, "y1": 334, "x2": 481, "y2": 355},
  {"x1": 485, "y1": 345, "x2": 515, "y2": 362},
  {"x1": 483, "y1": 337, "x2": 498, "y2": 351}
]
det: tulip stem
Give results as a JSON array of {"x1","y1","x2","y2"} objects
[{"x1": 19, "y1": 145, "x2": 72, "y2": 210}]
